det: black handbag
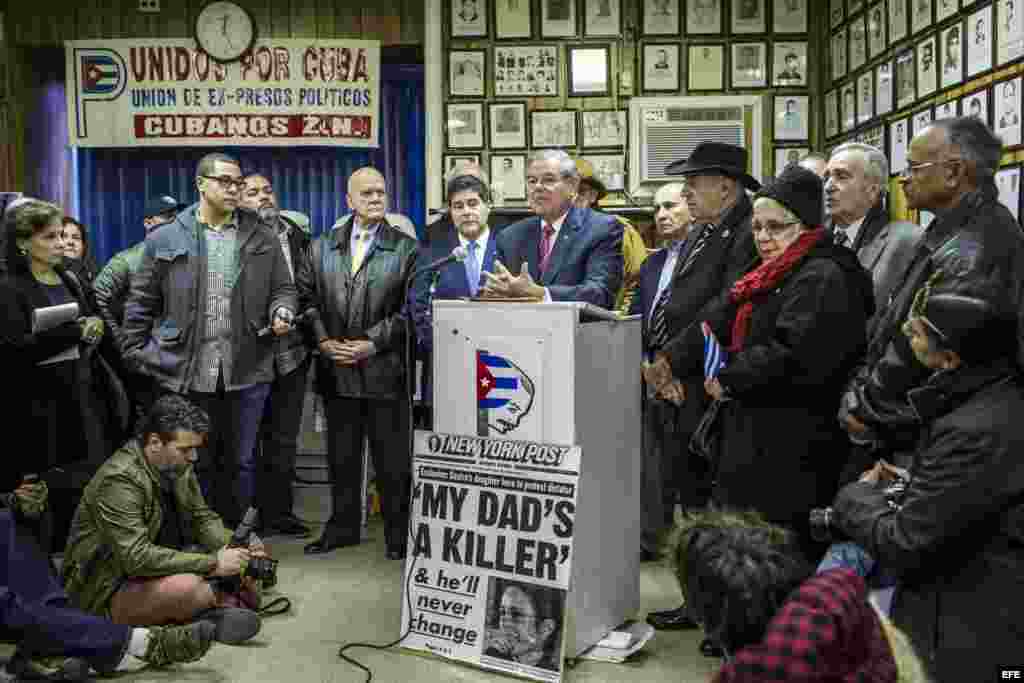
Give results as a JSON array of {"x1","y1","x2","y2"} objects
[{"x1": 689, "y1": 397, "x2": 728, "y2": 463}]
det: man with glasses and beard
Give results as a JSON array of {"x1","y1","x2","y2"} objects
[
  {"x1": 239, "y1": 173, "x2": 314, "y2": 539},
  {"x1": 121, "y1": 152, "x2": 297, "y2": 528}
]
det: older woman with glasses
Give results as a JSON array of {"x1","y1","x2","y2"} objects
[{"x1": 647, "y1": 165, "x2": 875, "y2": 559}]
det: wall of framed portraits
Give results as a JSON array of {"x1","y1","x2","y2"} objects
[
  {"x1": 823, "y1": 0, "x2": 1024, "y2": 225},
  {"x1": 438, "y1": 0, "x2": 827, "y2": 210}
]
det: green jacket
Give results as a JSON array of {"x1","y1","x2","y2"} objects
[{"x1": 61, "y1": 439, "x2": 231, "y2": 616}]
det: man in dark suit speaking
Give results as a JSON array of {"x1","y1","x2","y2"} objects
[{"x1": 480, "y1": 150, "x2": 623, "y2": 308}]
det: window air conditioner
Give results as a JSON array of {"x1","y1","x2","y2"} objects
[{"x1": 628, "y1": 95, "x2": 764, "y2": 199}]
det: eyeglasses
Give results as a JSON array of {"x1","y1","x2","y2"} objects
[
  {"x1": 751, "y1": 220, "x2": 799, "y2": 238},
  {"x1": 898, "y1": 158, "x2": 960, "y2": 179},
  {"x1": 200, "y1": 175, "x2": 245, "y2": 190}
]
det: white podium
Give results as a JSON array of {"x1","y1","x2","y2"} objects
[{"x1": 432, "y1": 300, "x2": 643, "y2": 659}]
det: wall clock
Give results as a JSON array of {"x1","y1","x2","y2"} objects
[{"x1": 194, "y1": 1, "x2": 256, "y2": 64}]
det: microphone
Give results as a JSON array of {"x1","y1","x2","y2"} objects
[
  {"x1": 257, "y1": 306, "x2": 318, "y2": 337},
  {"x1": 414, "y1": 245, "x2": 468, "y2": 275}
]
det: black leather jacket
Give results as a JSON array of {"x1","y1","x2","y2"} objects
[
  {"x1": 305, "y1": 216, "x2": 418, "y2": 399},
  {"x1": 843, "y1": 184, "x2": 1024, "y2": 450},
  {"x1": 272, "y1": 215, "x2": 314, "y2": 377}
]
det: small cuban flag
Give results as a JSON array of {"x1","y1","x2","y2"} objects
[
  {"x1": 477, "y1": 351, "x2": 520, "y2": 409},
  {"x1": 81, "y1": 55, "x2": 121, "y2": 95},
  {"x1": 702, "y1": 322, "x2": 727, "y2": 380}
]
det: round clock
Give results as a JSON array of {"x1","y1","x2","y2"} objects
[{"x1": 194, "y1": 0, "x2": 257, "y2": 64}]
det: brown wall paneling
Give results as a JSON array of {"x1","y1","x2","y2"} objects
[
  {"x1": 333, "y1": 1, "x2": 364, "y2": 39},
  {"x1": 361, "y1": 3, "x2": 403, "y2": 46},
  {"x1": 291, "y1": 0, "x2": 319, "y2": 38}
]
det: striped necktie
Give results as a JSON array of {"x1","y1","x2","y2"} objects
[
  {"x1": 676, "y1": 222, "x2": 716, "y2": 277},
  {"x1": 649, "y1": 285, "x2": 673, "y2": 351}
]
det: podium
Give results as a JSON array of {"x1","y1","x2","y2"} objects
[{"x1": 432, "y1": 300, "x2": 643, "y2": 659}]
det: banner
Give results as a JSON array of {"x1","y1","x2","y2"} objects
[
  {"x1": 401, "y1": 431, "x2": 580, "y2": 682},
  {"x1": 65, "y1": 38, "x2": 379, "y2": 147}
]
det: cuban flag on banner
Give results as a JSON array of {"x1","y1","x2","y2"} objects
[
  {"x1": 702, "y1": 322, "x2": 728, "y2": 380},
  {"x1": 81, "y1": 54, "x2": 121, "y2": 95},
  {"x1": 477, "y1": 351, "x2": 520, "y2": 409}
]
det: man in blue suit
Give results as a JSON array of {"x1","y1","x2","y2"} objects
[
  {"x1": 410, "y1": 174, "x2": 498, "y2": 424},
  {"x1": 480, "y1": 150, "x2": 623, "y2": 307}
]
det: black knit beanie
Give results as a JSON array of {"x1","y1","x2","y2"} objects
[{"x1": 753, "y1": 164, "x2": 824, "y2": 227}]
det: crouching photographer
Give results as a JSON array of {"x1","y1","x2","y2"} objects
[{"x1": 61, "y1": 395, "x2": 277, "y2": 645}]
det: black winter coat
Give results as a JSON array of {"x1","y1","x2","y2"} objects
[
  {"x1": 833, "y1": 359, "x2": 1024, "y2": 683},
  {"x1": 666, "y1": 237, "x2": 875, "y2": 537}
]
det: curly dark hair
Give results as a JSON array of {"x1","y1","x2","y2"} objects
[{"x1": 138, "y1": 394, "x2": 211, "y2": 444}]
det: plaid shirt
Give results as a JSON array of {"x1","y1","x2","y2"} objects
[
  {"x1": 714, "y1": 569, "x2": 898, "y2": 683},
  {"x1": 190, "y1": 212, "x2": 241, "y2": 393}
]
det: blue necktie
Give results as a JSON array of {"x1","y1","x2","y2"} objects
[{"x1": 466, "y1": 240, "x2": 480, "y2": 296}]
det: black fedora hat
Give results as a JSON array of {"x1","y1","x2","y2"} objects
[{"x1": 665, "y1": 142, "x2": 762, "y2": 191}]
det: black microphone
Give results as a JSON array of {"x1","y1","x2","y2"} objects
[
  {"x1": 257, "y1": 306, "x2": 318, "y2": 337},
  {"x1": 413, "y1": 245, "x2": 468, "y2": 275}
]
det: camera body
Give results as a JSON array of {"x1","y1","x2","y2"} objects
[
  {"x1": 226, "y1": 507, "x2": 278, "y2": 590},
  {"x1": 809, "y1": 477, "x2": 909, "y2": 543}
]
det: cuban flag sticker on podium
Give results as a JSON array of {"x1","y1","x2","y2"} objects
[
  {"x1": 476, "y1": 350, "x2": 535, "y2": 436},
  {"x1": 702, "y1": 322, "x2": 728, "y2": 380}
]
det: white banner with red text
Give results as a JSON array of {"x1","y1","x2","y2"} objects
[
  {"x1": 400, "y1": 431, "x2": 580, "y2": 682},
  {"x1": 65, "y1": 38, "x2": 379, "y2": 147}
]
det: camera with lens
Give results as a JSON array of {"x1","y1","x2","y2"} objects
[
  {"x1": 809, "y1": 474, "x2": 909, "y2": 543},
  {"x1": 243, "y1": 555, "x2": 278, "y2": 589}
]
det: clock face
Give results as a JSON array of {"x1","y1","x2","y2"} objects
[{"x1": 195, "y1": 1, "x2": 256, "y2": 63}]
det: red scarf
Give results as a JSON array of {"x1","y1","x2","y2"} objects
[{"x1": 728, "y1": 227, "x2": 825, "y2": 352}]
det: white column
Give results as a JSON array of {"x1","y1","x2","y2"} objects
[{"x1": 424, "y1": 0, "x2": 444, "y2": 218}]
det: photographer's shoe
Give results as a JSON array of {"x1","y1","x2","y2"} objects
[
  {"x1": 142, "y1": 621, "x2": 217, "y2": 667},
  {"x1": 195, "y1": 606, "x2": 261, "y2": 644},
  {"x1": 645, "y1": 605, "x2": 700, "y2": 630},
  {"x1": 5, "y1": 652, "x2": 89, "y2": 681}
]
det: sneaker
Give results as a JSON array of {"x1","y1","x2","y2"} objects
[
  {"x1": 194, "y1": 606, "x2": 261, "y2": 644},
  {"x1": 5, "y1": 652, "x2": 89, "y2": 681},
  {"x1": 141, "y1": 621, "x2": 216, "y2": 668}
]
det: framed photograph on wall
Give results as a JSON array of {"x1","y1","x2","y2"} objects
[
  {"x1": 841, "y1": 82, "x2": 857, "y2": 132},
  {"x1": 994, "y1": 76, "x2": 1022, "y2": 147},
  {"x1": 568, "y1": 45, "x2": 610, "y2": 96},
  {"x1": 490, "y1": 153, "x2": 527, "y2": 202},
  {"x1": 687, "y1": 0, "x2": 722, "y2": 34},
  {"x1": 967, "y1": 4, "x2": 993, "y2": 77},
  {"x1": 877, "y1": 59, "x2": 895, "y2": 115},
  {"x1": 731, "y1": 0, "x2": 766, "y2": 33},
  {"x1": 997, "y1": 0, "x2": 1024, "y2": 65},
  {"x1": 934, "y1": 99, "x2": 958, "y2": 119},
  {"x1": 540, "y1": 0, "x2": 577, "y2": 37},
  {"x1": 774, "y1": 95, "x2": 810, "y2": 140},
  {"x1": 581, "y1": 110, "x2": 626, "y2": 148},
  {"x1": 831, "y1": 0, "x2": 845, "y2": 28},
  {"x1": 833, "y1": 26, "x2": 848, "y2": 82},
  {"x1": 775, "y1": 147, "x2": 810, "y2": 175},
  {"x1": 772, "y1": 42, "x2": 808, "y2": 86},
  {"x1": 444, "y1": 154, "x2": 481, "y2": 176},
  {"x1": 910, "y1": 0, "x2": 932, "y2": 35},
  {"x1": 890, "y1": 117, "x2": 910, "y2": 175},
  {"x1": 826, "y1": 89, "x2": 840, "y2": 138},
  {"x1": 494, "y1": 45, "x2": 559, "y2": 97},
  {"x1": 489, "y1": 101, "x2": 527, "y2": 148},
  {"x1": 917, "y1": 34, "x2": 937, "y2": 98},
  {"x1": 584, "y1": 0, "x2": 621, "y2": 36},
  {"x1": 890, "y1": 0, "x2": 909, "y2": 45},
  {"x1": 446, "y1": 102, "x2": 484, "y2": 149},
  {"x1": 643, "y1": 0, "x2": 681, "y2": 35},
  {"x1": 912, "y1": 107, "x2": 934, "y2": 137},
  {"x1": 580, "y1": 154, "x2": 626, "y2": 190},
  {"x1": 941, "y1": 23, "x2": 963, "y2": 89},
  {"x1": 961, "y1": 87, "x2": 990, "y2": 125},
  {"x1": 773, "y1": 0, "x2": 807, "y2": 33},
  {"x1": 850, "y1": 0, "x2": 866, "y2": 13},
  {"x1": 451, "y1": 0, "x2": 488, "y2": 37},
  {"x1": 858, "y1": 70, "x2": 875, "y2": 124},
  {"x1": 861, "y1": 122, "x2": 886, "y2": 151},
  {"x1": 868, "y1": 2, "x2": 888, "y2": 58},
  {"x1": 688, "y1": 44, "x2": 725, "y2": 91},
  {"x1": 731, "y1": 42, "x2": 767, "y2": 88},
  {"x1": 896, "y1": 48, "x2": 917, "y2": 109},
  {"x1": 936, "y1": 0, "x2": 959, "y2": 21},
  {"x1": 495, "y1": 0, "x2": 532, "y2": 38},
  {"x1": 850, "y1": 14, "x2": 868, "y2": 72},
  {"x1": 644, "y1": 43, "x2": 682, "y2": 91},
  {"x1": 449, "y1": 50, "x2": 486, "y2": 97},
  {"x1": 995, "y1": 165, "x2": 1021, "y2": 222},
  {"x1": 531, "y1": 110, "x2": 577, "y2": 147}
]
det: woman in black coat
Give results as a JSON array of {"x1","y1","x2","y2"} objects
[
  {"x1": 0, "y1": 199, "x2": 129, "y2": 551},
  {"x1": 655, "y1": 166, "x2": 875, "y2": 559}
]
